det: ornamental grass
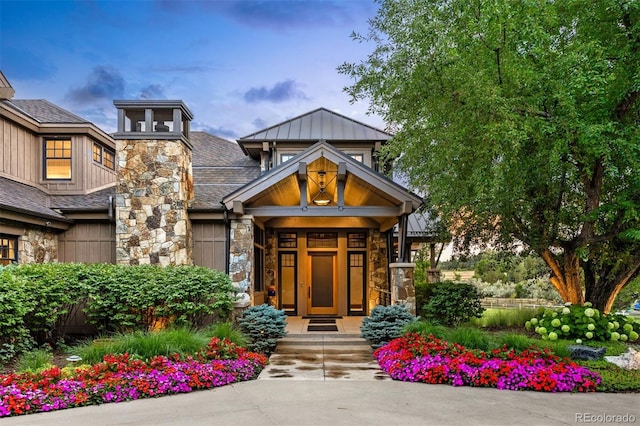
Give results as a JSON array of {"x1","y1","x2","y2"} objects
[
  {"x1": 0, "y1": 338, "x2": 267, "y2": 417},
  {"x1": 374, "y1": 333, "x2": 601, "y2": 392}
]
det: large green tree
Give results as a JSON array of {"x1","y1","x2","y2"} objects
[{"x1": 340, "y1": 0, "x2": 640, "y2": 312}]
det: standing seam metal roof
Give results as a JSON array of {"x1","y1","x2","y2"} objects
[{"x1": 238, "y1": 107, "x2": 392, "y2": 142}]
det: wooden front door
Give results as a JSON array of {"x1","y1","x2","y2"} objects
[{"x1": 308, "y1": 252, "x2": 337, "y2": 315}]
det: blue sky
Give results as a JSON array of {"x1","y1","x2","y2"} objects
[{"x1": 0, "y1": 0, "x2": 382, "y2": 139}]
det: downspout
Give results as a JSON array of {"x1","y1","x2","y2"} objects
[{"x1": 223, "y1": 208, "x2": 230, "y2": 275}]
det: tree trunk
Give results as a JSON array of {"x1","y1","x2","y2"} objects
[
  {"x1": 585, "y1": 256, "x2": 640, "y2": 314},
  {"x1": 540, "y1": 249, "x2": 584, "y2": 305}
]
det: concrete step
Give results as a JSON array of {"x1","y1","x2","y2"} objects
[{"x1": 258, "y1": 333, "x2": 390, "y2": 381}]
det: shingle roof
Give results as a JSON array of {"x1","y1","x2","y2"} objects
[
  {"x1": 190, "y1": 131, "x2": 261, "y2": 210},
  {"x1": 190, "y1": 131, "x2": 258, "y2": 167},
  {"x1": 50, "y1": 187, "x2": 115, "y2": 210},
  {"x1": 5, "y1": 99, "x2": 89, "y2": 124},
  {"x1": 0, "y1": 177, "x2": 69, "y2": 220},
  {"x1": 238, "y1": 107, "x2": 393, "y2": 142}
]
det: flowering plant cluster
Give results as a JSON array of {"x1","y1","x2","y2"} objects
[
  {"x1": 525, "y1": 302, "x2": 640, "y2": 342},
  {"x1": 0, "y1": 338, "x2": 267, "y2": 417},
  {"x1": 374, "y1": 333, "x2": 601, "y2": 392}
]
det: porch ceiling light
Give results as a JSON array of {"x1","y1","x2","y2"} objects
[{"x1": 312, "y1": 170, "x2": 332, "y2": 206}]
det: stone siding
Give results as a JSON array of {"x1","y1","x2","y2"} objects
[
  {"x1": 115, "y1": 139, "x2": 194, "y2": 266},
  {"x1": 368, "y1": 230, "x2": 388, "y2": 312},
  {"x1": 390, "y1": 262, "x2": 416, "y2": 315},
  {"x1": 229, "y1": 217, "x2": 254, "y2": 294},
  {"x1": 18, "y1": 227, "x2": 57, "y2": 263}
]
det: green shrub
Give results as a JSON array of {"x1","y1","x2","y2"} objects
[
  {"x1": 446, "y1": 327, "x2": 492, "y2": 351},
  {"x1": 422, "y1": 281, "x2": 485, "y2": 327},
  {"x1": 0, "y1": 270, "x2": 36, "y2": 363},
  {"x1": 15, "y1": 348, "x2": 54, "y2": 374},
  {"x1": 0, "y1": 263, "x2": 236, "y2": 361},
  {"x1": 402, "y1": 321, "x2": 448, "y2": 340},
  {"x1": 84, "y1": 264, "x2": 235, "y2": 332},
  {"x1": 361, "y1": 305, "x2": 417, "y2": 348},
  {"x1": 238, "y1": 305, "x2": 288, "y2": 355},
  {"x1": 206, "y1": 321, "x2": 249, "y2": 347},
  {"x1": 525, "y1": 302, "x2": 640, "y2": 342}
]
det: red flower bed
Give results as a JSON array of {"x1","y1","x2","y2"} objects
[
  {"x1": 0, "y1": 338, "x2": 267, "y2": 417},
  {"x1": 374, "y1": 333, "x2": 600, "y2": 392}
]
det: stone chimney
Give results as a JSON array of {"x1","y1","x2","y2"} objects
[{"x1": 113, "y1": 100, "x2": 194, "y2": 266}]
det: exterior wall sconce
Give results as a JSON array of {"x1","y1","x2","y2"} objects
[{"x1": 311, "y1": 170, "x2": 332, "y2": 206}]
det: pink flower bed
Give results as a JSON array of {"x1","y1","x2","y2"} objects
[
  {"x1": 0, "y1": 338, "x2": 267, "y2": 417},
  {"x1": 374, "y1": 333, "x2": 601, "y2": 392}
]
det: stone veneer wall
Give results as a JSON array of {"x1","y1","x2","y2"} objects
[
  {"x1": 115, "y1": 139, "x2": 194, "y2": 266},
  {"x1": 390, "y1": 263, "x2": 416, "y2": 315},
  {"x1": 18, "y1": 227, "x2": 57, "y2": 263},
  {"x1": 264, "y1": 229, "x2": 277, "y2": 290},
  {"x1": 229, "y1": 217, "x2": 254, "y2": 294},
  {"x1": 368, "y1": 230, "x2": 388, "y2": 312}
]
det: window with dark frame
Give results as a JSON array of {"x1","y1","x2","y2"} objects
[
  {"x1": 0, "y1": 235, "x2": 17, "y2": 265},
  {"x1": 93, "y1": 143, "x2": 103, "y2": 163},
  {"x1": 93, "y1": 142, "x2": 115, "y2": 170},
  {"x1": 44, "y1": 139, "x2": 72, "y2": 179},
  {"x1": 347, "y1": 232, "x2": 367, "y2": 248},
  {"x1": 278, "y1": 232, "x2": 297, "y2": 248},
  {"x1": 103, "y1": 149, "x2": 115, "y2": 170},
  {"x1": 307, "y1": 232, "x2": 338, "y2": 248}
]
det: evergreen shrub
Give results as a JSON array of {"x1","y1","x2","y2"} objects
[
  {"x1": 360, "y1": 305, "x2": 417, "y2": 348},
  {"x1": 238, "y1": 304, "x2": 287, "y2": 355}
]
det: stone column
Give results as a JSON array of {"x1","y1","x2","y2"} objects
[
  {"x1": 229, "y1": 217, "x2": 254, "y2": 295},
  {"x1": 115, "y1": 138, "x2": 194, "y2": 266},
  {"x1": 368, "y1": 230, "x2": 388, "y2": 311},
  {"x1": 389, "y1": 262, "x2": 416, "y2": 315}
]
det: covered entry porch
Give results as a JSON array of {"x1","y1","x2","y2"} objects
[{"x1": 224, "y1": 142, "x2": 422, "y2": 316}]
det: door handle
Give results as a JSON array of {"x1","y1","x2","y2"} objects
[{"x1": 308, "y1": 286, "x2": 311, "y2": 299}]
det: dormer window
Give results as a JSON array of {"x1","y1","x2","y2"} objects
[
  {"x1": 280, "y1": 153, "x2": 296, "y2": 164},
  {"x1": 93, "y1": 142, "x2": 115, "y2": 170},
  {"x1": 44, "y1": 139, "x2": 72, "y2": 179}
]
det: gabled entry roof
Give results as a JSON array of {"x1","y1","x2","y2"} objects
[{"x1": 223, "y1": 141, "x2": 422, "y2": 231}]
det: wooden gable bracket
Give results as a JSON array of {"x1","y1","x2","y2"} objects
[
  {"x1": 337, "y1": 162, "x2": 346, "y2": 208},
  {"x1": 298, "y1": 162, "x2": 308, "y2": 208},
  {"x1": 233, "y1": 200, "x2": 244, "y2": 215}
]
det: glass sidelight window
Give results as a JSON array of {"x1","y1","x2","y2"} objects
[
  {"x1": 279, "y1": 252, "x2": 297, "y2": 315},
  {"x1": 348, "y1": 252, "x2": 366, "y2": 315}
]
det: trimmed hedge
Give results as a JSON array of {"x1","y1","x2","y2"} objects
[{"x1": 0, "y1": 263, "x2": 235, "y2": 363}]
